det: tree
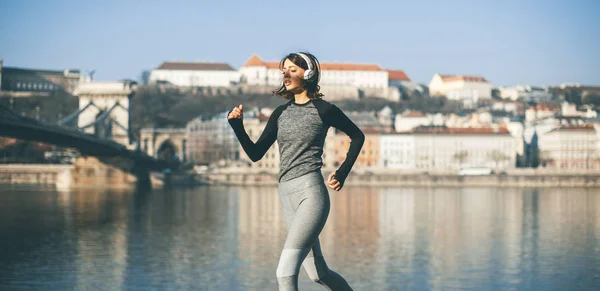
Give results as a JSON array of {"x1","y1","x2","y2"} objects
[
  {"x1": 453, "y1": 150, "x2": 468, "y2": 168},
  {"x1": 582, "y1": 92, "x2": 600, "y2": 106},
  {"x1": 488, "y1": 150, "x2": 510, "y2": 168},
  {"x1": 140, "y1": 70, "x2": 151, "y2": 85}
]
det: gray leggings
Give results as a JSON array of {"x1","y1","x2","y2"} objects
[{"x1": 276, "y1": 171, "x2": 353, "y2": 291}]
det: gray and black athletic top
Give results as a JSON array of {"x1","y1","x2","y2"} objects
[{"x1": 228, "y1": 98, "x2": 365, "y2": 186}]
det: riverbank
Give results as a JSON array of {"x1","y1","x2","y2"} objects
[
  {"x1": 2, "y1": 164, "x2": 600, "y2": 188},
  {"x1": 0, "y1": 160, "x2": 164, "y2": 190},
  {"x1": 201, "y1": 168, "x2": 600, "y2": 187}
]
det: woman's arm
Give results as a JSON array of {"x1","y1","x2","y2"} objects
[
  {"x1": 326, "y1": 105, "x2": 365, "y2": 186},
  {"x1": 227, "y1": 107, "x2": 279, "y2": 162}
]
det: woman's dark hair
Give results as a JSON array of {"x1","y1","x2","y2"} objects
[{"x1": 273, "y1": 52, "x2": 324, "y2": 100}]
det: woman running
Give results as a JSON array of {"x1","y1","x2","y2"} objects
[{"x1": 227, "y1": 52, "x2": 364, "y2": 291}]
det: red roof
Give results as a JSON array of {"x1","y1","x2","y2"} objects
[
  {"x1": 242, "y1": 54, "x2": 383, "y2": 71},
  {"x1": 242, "y1": 54, "x2": 265, "y2": 67},
  {"x1": 413, "y1": 126, "x2": 510, "y2": 135},
  {"x1": 320, "y1": 63, "x2": 382, "y2": 71},
  {"x1": 549, "y1": 125, "x2": 596, "y2": 133},
  {"x1": 527, "y1": 104, "x2": 557, "y2": 111},
  {"x1": 157, "y1": 62, "x2": 234, "y2": 71},
  {"x1": 440, "y1": 74, "x2": 488, "y2": 83},
  {"x1": 387, "y1": 70, "x2": 411, "y2": 81},
  {"x1": 402, "y1": 111, "x2": 425, "y2": 118}
]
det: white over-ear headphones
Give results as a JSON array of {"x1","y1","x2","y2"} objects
[{"x1": 296, "y1": 52, "x2": 315, "y2": 81}]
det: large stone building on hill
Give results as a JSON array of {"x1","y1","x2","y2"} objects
[
  {"x1": 149, "y1": 61, "x2": 241, "y2": 88},
  {"x1": 238, "y1": 54, "x2": 408, "y2": 101}
]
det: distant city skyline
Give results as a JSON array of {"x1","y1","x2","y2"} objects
[{"x1": 1, "y1": 0, "x2": 599, "y2": 87}]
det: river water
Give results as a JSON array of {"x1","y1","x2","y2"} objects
[{"x1": 0, "y1": 186, "x2": 599, "y2": 290}]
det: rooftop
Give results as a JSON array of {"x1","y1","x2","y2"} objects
[
  {"x1": 156, "y1": 61, "x2": 235, "y2": 71},
  {"x1": 242, "y1": 54, "x2": 384, "y2": 71},
  {"x1": 440, "y1": 74, "x2": 488, "y2": 83}
]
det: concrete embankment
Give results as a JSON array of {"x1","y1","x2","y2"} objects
[
  {"x1": 200, "y1": 168, "x2": 600, "y2": 188},
  {"x1": 0, "y1": 158, "x2": 163, "y2": 189},
  {"x1": 3, "y1": 165, "x2": 600, "y2": 188}
]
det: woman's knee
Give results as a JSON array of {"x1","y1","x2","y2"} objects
[{"x1": 276, "y1": 249, "x2": 307, "y2": 277}]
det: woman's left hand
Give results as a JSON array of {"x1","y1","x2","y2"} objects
[{"x1": 327, "y1": 171, "x2": 342, "y2": 191}]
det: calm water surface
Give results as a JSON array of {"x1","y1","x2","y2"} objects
[{"x1": 0, "y1": 186, "x2": 599, "y2": 291}]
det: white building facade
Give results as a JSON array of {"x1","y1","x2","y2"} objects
[
  {"x1": 379, "y1": 134, "x2": 415, "y2": 169},
  {"x1": 539, "y1": 125, "x2": 600, "y2": 169},
  {"x1": 412, "y1": 127, "x2": 517, "y2": 170},
  {"x1": 428, "y1": 73, "x2": 492, "y2": 101},
  {"x1": 150, "y1": 62, "x2": 240, "y2": 87},
  {"x1": 239, "y1": 54, "x2": 395, "y2": 100},
  {"x1": 394, "y1": 111, "x2": 430, "y2": 132},
  {"x1": 499, "y1": 85, "x2": 552, "y2": 101}
]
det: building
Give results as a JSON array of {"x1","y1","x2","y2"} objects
[
  {"x1": 379, "y1": 133, "x2": 415, "y2": 169},
  {"x1": 238, "y1": 55, "x2": 284, "y2": 87},
  {"x1": 491, "y1": 100, "x2": 521, "y2": 113},
  {"x1": 394, "y1": 111, "x2": 430, "y2": 132},
  {"x1": 387, "y1": 70, "x2": 411, "y2": 86},
  {"x1": 499, "y1": 85, "x2": 552, "y2": 101},
  {"x1": 386, "y1": 70, "x2": 412, "y2": 102},
  {"x1": 467, "y1": 110, "x2": 493, "y2": 127},
  {"x1": 412, "y1": 126, "x2": 517, "y2": 170},
  {"x1": 539, "y1": 125, "x2": 600, "y2": 169},
  {"x1": 186, "y1": 111, "x2": 239, "y2": 165},
  {"x1": 387, "y1": 70, "x2": 414, "y2": 101},
  {"x1": 334, "y1": 128, "x2": 380, "y2": 169},
  {"x1": 428, "y1": 74, "x2": 492, "y2": 104},
  {"x1": 387, "y1": 69, "x2": 424, "y2": 100},
  {"x1": 525, "y1": 104, "x2": 557, "y2": 122},
  {"x1": 0, "y1": 58, "x2": 81, "y2": 97},
  {"x1": 150, "y1": 61, "x2": 240, "y2": 87},
  {"x1": 346, "y1": 111, "x2": 392, "y2": 132},
  {"x1": 239, "y1": 54, "x2": 394, "y2": 100},
  {"x1": 561, "y1": 102, "x2": 598, "y2": 118},
  {"x1": 240, "y1": 113, "x2": 280, "y2": 171}
]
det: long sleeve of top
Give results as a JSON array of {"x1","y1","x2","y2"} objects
[
  {"x1": 227, "y1": 98, "x2": 364, "y2": 186},
  {"x1": 227, "y1": 106, "x2": 284, "y2": 162},
  {"x1": 319, "y1": 104, "x2": 365, "y2": 186}
]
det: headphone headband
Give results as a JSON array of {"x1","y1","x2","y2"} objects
[
  {"x1": 295, "y1": 52, "x2": 316, "y2": 81},
  {"x1": 296, "y1": 52, "x2": 313, "y2": 71}
]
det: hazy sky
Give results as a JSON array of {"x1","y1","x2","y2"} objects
[{"x1": 1, "y1": 0, "x2": 599, "y2": 86}]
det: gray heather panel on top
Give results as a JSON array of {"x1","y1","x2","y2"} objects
[{"x1": 277, "y1": 102, "x2": 328, "y2": 182}]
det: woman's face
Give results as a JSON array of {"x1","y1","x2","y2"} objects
[{"x1": 282, "y1": 58, "x2": 305, "y2": 93}]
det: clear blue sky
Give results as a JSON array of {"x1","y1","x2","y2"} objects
[{"x1": 1, "y1": 0, "x2": 599, "y2": 86}]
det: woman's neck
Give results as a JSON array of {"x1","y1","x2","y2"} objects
[{"x1": 294, "y1": 91, "x2": 310, "y2": 104}]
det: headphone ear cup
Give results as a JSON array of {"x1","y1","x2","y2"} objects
[{"x1": 304, "y1": 69, "x2": 314, "y2": 80}]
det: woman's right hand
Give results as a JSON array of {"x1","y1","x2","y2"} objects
[{"x1": 228, "y1": 104, "x2": 243, "y2": 121}]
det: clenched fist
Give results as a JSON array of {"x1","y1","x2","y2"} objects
[
  {"x1": 327, "y1": 171, "x2": 342, "y2": 191},
  {"x1": 228, "y1": 104, "x2": 243, "y2": 121}
]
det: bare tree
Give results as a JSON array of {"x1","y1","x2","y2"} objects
[
  {"x1": 453, "y1": 150, "x2": 469, "y2": 168},
  {"x1": 488, "y1": 150, "x2": 510, "y2": 168}
]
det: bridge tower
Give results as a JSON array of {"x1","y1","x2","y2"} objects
[{"x1": 73, "y1": 80, "x2": 136, "y2": 147}]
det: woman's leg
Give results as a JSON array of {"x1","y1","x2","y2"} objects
[
  {"x1": 276, "y1": 174, "x2": 330, "y2": 291},
  {"x1": 302, "y1": 237, "x2": 353, "y2": 290}
]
